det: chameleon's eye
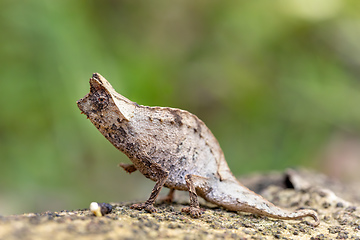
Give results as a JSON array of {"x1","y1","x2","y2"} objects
[
  {"x1": 94, "y1": 93, "x2": 109, "y2": 110},
  {"x1": 98, "y1": 96, "x2": 106, "y2": 102}
]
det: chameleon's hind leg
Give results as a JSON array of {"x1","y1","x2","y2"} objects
[
  {"x1": 181, "y1": 174, "x2": 208, "y2": 218},
  {"x1": 130, "y1": 161, "x2": 169, "y2": 213},
  {"x1": 160, "y1": 188, "x2": 175, "y2": 203}
]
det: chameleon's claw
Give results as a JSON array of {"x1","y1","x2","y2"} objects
[
  {"x1": 130, "y1": 203, "x2": 157, "y2": 213},
  {"x1": 181, "y1": 206, "x2": 203, "y2": 218}
]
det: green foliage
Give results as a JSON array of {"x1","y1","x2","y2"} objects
[{"x1": 1, "y1": 0, "x2": 360, "y2": 214}]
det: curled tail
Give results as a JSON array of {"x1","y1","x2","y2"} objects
[{"x1": 201, "y1": 178, "x2": 320, "y2": 227}]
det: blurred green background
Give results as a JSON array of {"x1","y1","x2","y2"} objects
[{"x1": 1, "y1": 0, "x2": 360, "y2": 215}]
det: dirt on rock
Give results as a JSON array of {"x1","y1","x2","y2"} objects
[{"x1": 1, "y1": 169, "x2": 359, "y2": 240}]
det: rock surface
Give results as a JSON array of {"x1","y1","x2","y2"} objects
[{"x1": 1, "y1": 169, "x2": 359, "y2": 240}]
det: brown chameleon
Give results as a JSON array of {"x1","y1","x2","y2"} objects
[{"x1": 77, "y1": 73, "x2": 320, "y2": 227}]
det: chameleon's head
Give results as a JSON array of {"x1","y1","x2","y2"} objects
[{"x1": 77, "y1": 73, "x2": 135, "y2": 128}]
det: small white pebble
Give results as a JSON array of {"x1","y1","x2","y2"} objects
[{"x1": 90, "y1": 202, "x2": 102, "y2": 217}]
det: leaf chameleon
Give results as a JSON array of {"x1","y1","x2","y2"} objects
[{"x1": 77, "y1": 73, "x2": 319, "y2": 227}]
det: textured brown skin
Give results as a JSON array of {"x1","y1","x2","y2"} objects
[{"x1": 77, "y1": 73, "x2": 320, "y2": 227}]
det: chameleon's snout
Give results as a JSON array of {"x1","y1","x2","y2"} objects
[
  {"x1": 76, "y1": 98, "x2": 85, "y2": 114},
  {"x1": 76, "y1": 91, "x2": 91, "y2": 116}
]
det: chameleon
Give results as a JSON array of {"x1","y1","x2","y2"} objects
[{"x1": 77, "y1": 73, "x2": 320, "y2": 227}]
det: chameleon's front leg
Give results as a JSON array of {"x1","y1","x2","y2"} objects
[
  {"x1": 118, "y1": 163, "x2": 137, "y2": 173},
  {"x1": 130, "y1": 163, "x2": 169, "y2": 213}
]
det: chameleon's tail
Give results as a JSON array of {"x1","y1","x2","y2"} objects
[{"x1": 202, "y1": 178, "x2": 320, "y2": 227}]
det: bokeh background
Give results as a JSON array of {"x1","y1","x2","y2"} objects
[{"x1": 1, "y1": 0, "x2": 360, "y2": 215}]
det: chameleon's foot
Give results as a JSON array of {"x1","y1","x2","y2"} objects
[
  {"x1": 181, "y1": 206, "x2": 203, "y2": 218},
  {"x1": 130, "y1": 203, "x2": 157, "y2": 213}
]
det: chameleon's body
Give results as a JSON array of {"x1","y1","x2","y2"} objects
[{"x1": 77, "y1": 73, "x2": 319, "y2": 226}]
